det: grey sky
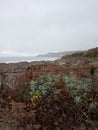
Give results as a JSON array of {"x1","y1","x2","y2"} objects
[{"x1": 0, "y1": 0, "x2": 98, "y2": 56}]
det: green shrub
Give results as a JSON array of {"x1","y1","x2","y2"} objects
[
  {"x1": 30, "y1": 74, "x2": 58, "y2": 99},
  {"x1": 26, "y1": 65, "x2": 37, "y2": 70},
  {"x1": 88, "y1": 102, "x2": 97, "y2": 111},
  {"x1": 64, "y1": 76, "x2": 92, "y2": 104}
]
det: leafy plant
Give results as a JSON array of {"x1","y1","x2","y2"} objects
[
  {"x1": 88, "y1": 102, "x2": 97, "y2": 111},
  {"x1": 30, "y1": 74, "x2": 58, "y2": 99},
  {"x1": 64, "y1": 76, "x2": 92, "y2": 104}
]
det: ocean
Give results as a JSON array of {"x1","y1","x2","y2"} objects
[{"x1": 0, "y1": 56, "x2": 58, "y2": 63}]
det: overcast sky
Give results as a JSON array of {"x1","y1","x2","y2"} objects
[{"x1": 0, "y1": 0, "x2": 98, "y2": 56}]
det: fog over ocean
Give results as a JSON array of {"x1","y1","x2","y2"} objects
[{"x1": 0, "y1": 56, "x2": 58, "y2": 63}]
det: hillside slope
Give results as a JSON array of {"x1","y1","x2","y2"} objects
[
  {"x1": 36, "y1": 51, "x2": 81, "y2": 57},
  {"x1": 57, "y1": 47, "x2": 98, "y2": 67}
]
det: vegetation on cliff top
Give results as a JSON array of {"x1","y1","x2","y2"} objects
[{"x1": 0, "y1": 47, "x2": 98, "y2": 130}]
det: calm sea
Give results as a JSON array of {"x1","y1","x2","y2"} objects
[{"x1": 0, "y1": 56, "x2": 58, "y2": 63}]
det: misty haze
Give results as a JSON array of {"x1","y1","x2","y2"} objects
[{"x1": 0, "y1": 0, "x2": 98, "y2": 60}]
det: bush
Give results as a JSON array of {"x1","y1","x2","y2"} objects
[
  {"x1": 30, "y1": 74, "x2": 58, "y2": 99},
  {"x1": 64, "y1": 76, "x2": 92, "y2": 104}
]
